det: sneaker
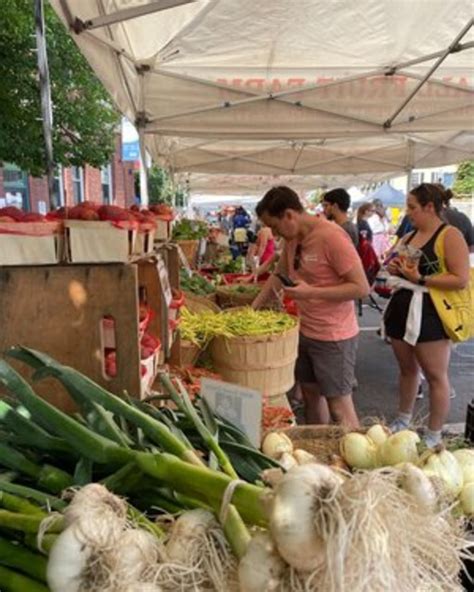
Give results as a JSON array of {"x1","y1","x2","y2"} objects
[
  {"x1": 424, "y1": 434, "x2": 442, "y2": 449},
  {"x1": 389, "y1": 418, "x2": 410, "y2": 433},
  {"x1": 416, "y1": 384, "x2": 424, "y2": 400},
  {"x1": 450, "y1": 387, "x2": 456, "y2": 400}
]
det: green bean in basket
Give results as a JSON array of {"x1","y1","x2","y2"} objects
[{"x1": 179, "y1": 307, "x2": 297, "y2": 346}]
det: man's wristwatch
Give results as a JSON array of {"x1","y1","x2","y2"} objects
[{"x1": 417, "y1": 275, "x2": 426, "y2": 286}]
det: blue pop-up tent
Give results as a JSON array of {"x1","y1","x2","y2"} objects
[{"x1": 368, "y1": 183, "x2": 406, "y2": 207}]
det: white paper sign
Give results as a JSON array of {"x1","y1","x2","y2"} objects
[
  {"x1": 201, "y1": 377, "x2": 262, "y2": 447},
  {"x1": 176, "y1": 244, "x2": 192, "y2": 275},
  {"x1": 156, "y1": 254, "x2": 172, "y2": 307}
]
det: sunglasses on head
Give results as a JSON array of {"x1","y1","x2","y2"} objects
[{"x1": 294, "y1": 243, "x2": 302, "y2": 271}]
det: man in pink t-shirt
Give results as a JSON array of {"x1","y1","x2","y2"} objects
[{"x1": 253, "y1": 186, "x2": 369, "y2": 428}]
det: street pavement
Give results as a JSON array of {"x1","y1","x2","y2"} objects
[{"x1": 354, "y1": 297, "x2": 474, "y2": 428}]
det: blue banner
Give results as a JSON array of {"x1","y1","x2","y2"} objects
[{"x1": 122, "y1": 141, "x2": 140, "y2": 162}]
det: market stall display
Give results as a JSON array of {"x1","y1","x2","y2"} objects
[
  {"x1": 0, "y1": 204, "x2": 177, "y2": 265},
  {"x1": 0, "y1": 213, "x2": 63, "y2": 266},
  {"x1": 215, "y1": 284, "x2": 262, "y2": 308},
  {"x1": 0, "y1": 350, "x2": 472, "y2": 592},
  {"x1": 172, "y1": 219, "x2": 208, "y2": 268},
  {"x1": 179, "y1": 307, "x2": 299, "y2": 395},
  {"x1": 180, "y1": 269, "x2": 217, "y2": 301}
]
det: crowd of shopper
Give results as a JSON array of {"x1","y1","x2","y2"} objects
[{"x1": 251, "y1": 183, "x2": 473, "y2": 446}]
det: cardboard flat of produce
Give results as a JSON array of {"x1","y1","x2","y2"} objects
[
  {"x1": 0, "y1": 221, "x2": 62, "y2": 265},
  {"x1": 154, "y1": 218, "x2": 171, "y2": 241},
  {"x1": 133, "y1": 227, "x2": 156, "y2": 256},
  {"x1": 65, "y1": 220, "x2": 137, "y2": 263}
]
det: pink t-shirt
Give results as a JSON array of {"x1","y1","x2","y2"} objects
[{"x1": 284, "y1": 219, "x2": 361, "y2": 342}]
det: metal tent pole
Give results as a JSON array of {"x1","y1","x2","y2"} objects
[
  {"x1": 138, "y1": 124, "x2": 149, "y2": 207},
  {"x1": 405, "y1": 139, "x2": 415, "y2": 194},
  {"x1": 384, "y1": 19, "x2": 474, "y2": 129},
  {"x1": 34, "y1": 0, "x2": 57, "y2": 210}
]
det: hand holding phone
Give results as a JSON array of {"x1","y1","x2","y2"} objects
[{"x1": 275, "y1": 273, "x2": 296, "y2": 287}]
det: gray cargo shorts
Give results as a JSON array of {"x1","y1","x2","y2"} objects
[{"x1": 295, "y1": 333, "x2": 358, "y2": 398}]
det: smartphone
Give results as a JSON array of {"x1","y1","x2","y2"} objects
[{"x1": 276, "y1": 273, "x2": 296, "y2": 287}]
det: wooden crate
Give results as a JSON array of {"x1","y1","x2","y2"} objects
[
  {"x1": 0, "y1": 262, "x2": 164, "y2": 412},
  {"x1": 155, "y1": 244, "x2": 181, "y2": 367}
]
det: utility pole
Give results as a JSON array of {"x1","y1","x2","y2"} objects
[{"x1": 35, "y1": 0, "x2": 57, "y2": 209}]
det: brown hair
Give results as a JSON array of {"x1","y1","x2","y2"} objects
[
  {"x1": 433, "y1": 182, "x2": 454, "y2": 205},
  {"x1": 409, "y1": 183, "x2": 444, "y2": 215},
  {"x1": 256, "y1": 186, "x2": 304, "y2": 218},
  {"x1": 357, "y1": 202, "x2": 373, "y2": 223}
]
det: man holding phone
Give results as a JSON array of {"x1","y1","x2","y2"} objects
[{"x1": 252, "y1": 186, "x2": 369, "y2": 428}]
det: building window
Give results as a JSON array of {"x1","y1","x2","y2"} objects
[
  {"x1": 2, "y1": 163, "x2": 30, "y2": 210},
  {"x1": 430, "y1": 171, "x2": 441, "y2": 183},
  {"x1": 101, "y1": 164, "x2": 113, "y2": 204},
  {"x1": 71, "y1": 166, "x2": 84, "y2": 204},
  {"x1": 53, "y1": 166, "x2": 65, "y2": 207},
  {"x1": 443, "y1": 172, "x2": 454, "y2": 188},
  {"x1": 411, "y1": 172, "x2": 424, "y2": 188}
]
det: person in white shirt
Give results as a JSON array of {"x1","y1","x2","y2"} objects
[{"x1": 368, "y1": 199, "x2": 391, "y2": 259}]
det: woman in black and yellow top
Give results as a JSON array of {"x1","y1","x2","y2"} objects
[{"x1": 384, "y1": 183, "x2": 470, "y2": 447}]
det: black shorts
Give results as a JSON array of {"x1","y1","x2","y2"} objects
[{"x1": 384, "y1": 289, "x2": 448, "y2": 342}]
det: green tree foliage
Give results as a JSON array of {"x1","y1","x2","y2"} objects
[
  {"x1": 135, "y1": 165, "x2": 189, "y2": 207},
  {"x1": 453, "y1": 160, "x2": 474, "y2": 197},
  {"x1": 0, "y1": 0, "x2": 119, "y2": 176}
]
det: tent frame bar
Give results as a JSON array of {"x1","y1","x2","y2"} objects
[
  {"x1": 163, "y1": 129, "x2": 473, "y2": 175},
  {"x1": 383, "y1": 19, "x2": 474, "y2": 128},
  {"x1": 397, "y1": 68, "x2": 474, "y2": 94},
  {"x1": 63, "y1": 5, "x2": 473, "y2": 135},
  {"x1": 98, "y1": 0, "x2": 140, "y2": 119},
  {"x1": 170, "y1": 144, "x2": 404, "y2": 175},
  {"x1": 72, "y1": 0, "x2": 197, "y2": 33},
  {"x1": 391, "y1": 101, "x2": 474, "y2": 128},
  {"x1": 161, "y1": 142, "x2": 288, "y2": 170}
]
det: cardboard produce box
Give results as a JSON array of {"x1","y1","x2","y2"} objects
[
  {"x1": 0, "y1": 221, "x2": 62, "y2": 266},
  {"x1": 64, "y1": 220, "x2": 137, "y2": 263}
]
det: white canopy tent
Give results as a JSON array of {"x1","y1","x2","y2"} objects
[
  {"x1": 183, "y1": 172, "x2": 393, "y2": 196},
  {"x1": 50, "y1": 1, "x2": 474, "y2": 200},
  {"x1": 51, "y1": 0, "x2": 473, "y2": 136},
  {"x1": 149, "y1": 130, "x2": 474, "y2": 176}
]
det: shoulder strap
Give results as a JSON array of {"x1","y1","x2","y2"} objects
[
  {"x1": 403, "y1": 229, "x2": 417, "y2": 245},
  {"x1": 432, "y1": 223, "x2": 447, "y2": 242},
  {"x1": 433, "y1": 224, "x2": 450, "y2": 269}
]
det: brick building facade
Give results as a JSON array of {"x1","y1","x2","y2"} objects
[{"x1": 0, "y1": 135, "x2": 136, "y2": 213}]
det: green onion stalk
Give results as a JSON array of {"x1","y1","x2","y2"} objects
[
  {"x1": 0, "y1": 510, "x2": 64, "y2": 534},
  {"x1": 0, "y1": 482, "x2": 66, "y2": 512},
  {"x1": 0, "y1": 491, "x2": 45, "y2": 516},
  {"x1": 0, "y1": 537, "x2": 48, "y2": 583},
  {"x1": 0, "y1": 360, "x2": 133, "y2": 467},
  {"x1": 23, "y1": 533, "x2": 58, "y2": 554},
  {"x1": 135, "y1": 452, "x2": 267, "y2": 527},
  {"x1": 5, "y1": 349, "x2": 204, "y2": 467},
  {"x1": 160, "y1": 374, "x2": 239, "y2": 479},
  {"x1": 0, "y1": 565, "x2": 49, "y2": 592},
  {"x1": 0, "y1": 442, "x2": 73, "y2": 495}
]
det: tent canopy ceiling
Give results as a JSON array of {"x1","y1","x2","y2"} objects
[
  {"x1": 183, "y1": 172, "x2": 394, "y2": 196},
  {"x1": 150, "y1": 130, "x2": 473, "y2": 176},
  {"x1": 52, "y1": 0, "x2": 474, "y2": 143}
]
